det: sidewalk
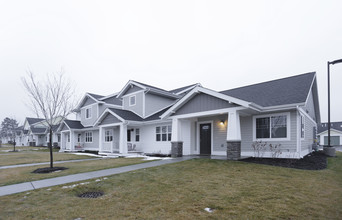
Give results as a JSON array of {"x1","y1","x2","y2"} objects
[
  {"x1": 0, "y1": 158, "x2": 102, "y2": 169},
  {"x1": 0, "y1": 156, "x2": 195, "y2": 197}
]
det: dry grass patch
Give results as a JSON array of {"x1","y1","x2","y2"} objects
[
  {"x1": 0, "y1": 158, "x2": 152, "y2": 186},
  {"x1": 1, "y1": 153, "x2": 341, "y2": 219}
]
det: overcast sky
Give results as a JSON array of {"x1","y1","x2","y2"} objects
[{"x1": 0, "y1": 0, "x2": 341, "y2": 125}]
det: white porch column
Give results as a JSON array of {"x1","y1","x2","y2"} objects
[
  {"x1": 171, "y1": 118, "x2": 183, "y2": 157},
  {"x1": 99, "y1": 126, "x2": 103, "y2": 152},
  {"x1": 171, "y1": 118, "x2": 181, "y2": 142},
  {"x1": 60, "y1": 132, "x2": 64, "y2": 152},
  {"x1": 227, "y1": 111, "x2": 241, "y2": 141},
  {"x1": 119, "y1": 123, "x2": 128, "y2": 154},
  {"x1": 70, "y1": 130, "x2": 75, "y2": 151},
  {"x1": 227, "y1": 111, "x2": 242, "y2": 160}
]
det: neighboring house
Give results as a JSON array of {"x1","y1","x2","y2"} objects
[
  {"x1": 317, "y1": 122, "x2": 342, "y2": 146},
  {"x1": 58, "y1": 72, "x2": 320, "y2": 159},
  {"x1": 22, "y1": 117, "x2": 62, "y2": 147}
]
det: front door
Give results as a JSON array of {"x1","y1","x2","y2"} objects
[{"x1": 200, "y1": 123, "x2": 211, "y2": 155}]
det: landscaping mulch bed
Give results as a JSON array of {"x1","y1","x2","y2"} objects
[
  {"x1": 239, "y1": 151, "x2": 328, "y2": 170},
  {"x1": 32, "y1": 167, "x2": 68, "y2": 173}
]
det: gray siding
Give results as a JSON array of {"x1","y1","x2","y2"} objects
[
  {"x1": 124, "y1": 85, "x2": 143, "y2": 96},
  {"x1": 98, "y1": 104, "x2": 107, "y2": 117},
  {"x1": 100, "y1": 113, "x2": 122, "y2": 125},
  {"x1": 240, "y1": 110, "x2": 298, "y2": 154},
  {"x1": 123, "y1": 91, "x2": 144, "y2": 117},
  {"x1": 145, "y1": 93, "x2": 175, "y2": 116},
  {"x1": 303, "y1": 89, "x2": 316, "y2": 120},
  {"x1": 82, "y1": 97, "x2": 96, "y2": 107},
  {"x1": 83, "y1": 130, "x2": 99, "y2": 150},
  {"x1": 60, "y1": 124, "x2": 69, "y2": 131},
  {"x1": 174, "y1": 93, "x2": 237, "y2": 116},
  {"x1": 81, "y1": 104, "x2": 98, "y2": 126},
  {"x1": 301, "y1": 114, "x2": 315, "y2": 153},
  {"x1": 198, "y1": 115, "x2": 228, "y2": 152}
]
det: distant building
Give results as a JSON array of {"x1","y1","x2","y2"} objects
[{"x1": 317, "y1": 122, "x2": 342, "y2": 146}]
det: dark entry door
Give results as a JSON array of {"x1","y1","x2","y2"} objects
[{"x1": 200, "y1": 123, "x2": 211, "y2": 155}]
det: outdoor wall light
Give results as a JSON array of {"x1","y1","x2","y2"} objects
[{"x1": 220, "y1": 120, "x2": 225, "y2": 125}]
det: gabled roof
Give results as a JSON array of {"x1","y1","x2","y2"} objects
[
  {"x1": 317, "y1": 122, "x2": 342, "y2": 134},
  {"x1": 169, "y1": 83, "x2": 201, "y2": 95},
  {"x1": 74, "y1": 93, "x2": 105, "y2": 111},
  {"x1": 87, "y1": 93, "x2": 104, "y2": 100},
  {"x1": 100, "y1": 95, "x2": 122, "y2": 106},
  {"x1": 117, "y1": 80, "x2": 179, "y2": 99},
  {"x1": 64, "y1": 120, "x2": 85, "y2": 129},
  {"x1": 220, "y1": 72, "x2": 316, "y2": 107},
  {"x1": 30, "y1": 127, "x2": 47, "y2": 134},
  {"x1": 26, "y1": 117, "x2": 45, "y2": 125}
]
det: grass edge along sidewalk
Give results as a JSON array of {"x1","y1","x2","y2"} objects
[{"x1": 0, "y1": 157, "x2": 194, "y2": 196}]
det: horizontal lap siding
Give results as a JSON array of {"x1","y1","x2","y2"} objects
[
  {"x1": 123, "y1": 91, "x2": 144, "y2": 117},
  {"x1": 81, "y1": 104, "x2": 98, "y2": 127},
  {"x1": 301, "y1": 115, "x2": 315, "y2": 153},
  {"x1": 83, "y1": 130, "x2": 99, "y2": 150},
  {"x1": 83, "y1": 97, "x2": 96, "y2": 106},
  {"x1": 241, "y1": 110, "x2": 298, "y2": 154},
  {"x1": 139, "y1": 122, "x2": 172, "y2": 154},
  {"x1": 145, "y1": 93, "x2": 174, "y2": 116}
]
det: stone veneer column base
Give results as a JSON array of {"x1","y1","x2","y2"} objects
[
  {"x1": 227, "y1": 141, "x2": 241, "y2": 160},
  {"x1": 171, "y1": 141, "x2": 183, "y2": 158}
]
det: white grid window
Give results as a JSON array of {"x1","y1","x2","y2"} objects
[
  {"x1": 156, "y1": 126, "x2": 171, "y2": 142},
  {"x1": 85, "y1": 132, "x2": 93, "y2": 143},
  {"x1": 105, "y1": 130, "x2": 113, "y2": 142}
]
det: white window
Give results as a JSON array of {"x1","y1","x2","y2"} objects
[
  {"x1": 57, "y1": 134, "x2": 61, "y2": 142},
  {"x1": 301, "y1": 115, "x2": 305, "y2": 139},
  {"x1": 85, "y1": 132, "x2": 93, "y2": 143},
  {"x1": 67, "y1": 133, "x2": 70, "y2": 142},
  {"x1": 129, "y1": 95, "x2": 136, "y2": 106},
  {"x1": 254, "y1": 113, "x2": 290, "y2": 141},
  {"x1": 135, "y1": 128, "x2": 140, "y2": 142},
  {"x1": 156, "y1": 125, "x2": 172, "y2": 142},
  {"x1": 105, "y1": 130, "x2": 113, "y2": 142},
  {"x1": 85, "y1": 108, "x2": 92, "y2": 119}
]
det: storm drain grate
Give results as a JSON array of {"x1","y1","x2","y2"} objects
[{"x1": 78, "y1": 191, "x2": 104, "y2": 198}]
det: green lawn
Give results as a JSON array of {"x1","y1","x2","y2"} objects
[
  {"x1": 0, "y1": 148, "x2": 93, "y2": 166},
  {"x1": 0, "y1": 158, "x2": 154, "y2": 186},
  {"x1": 1, "y1": 153, "x2": 341, "y2": 219}
]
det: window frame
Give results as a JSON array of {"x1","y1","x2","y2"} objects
[
  {"x1": 129, "y1": 95, "x2": 136, "y2": 106},
  {"x1": 85, "y1": 107, "x2": 92, "y2": 119},
  {"x1": 156, "y1": 125, "x2": 172, "y2": 142},
  {"x1": 300, "y1": 114, "x2": 305, "y2": 139},
  {"x1": 253, "y1": 112, "x2": 291, "y2": 141},
  {"x1": 104, "y1": 129, "x2": 113, "y2": 142},
  {"x1": 135, "y1": 128, "x2": 140, "y2": 142},
  {"x1": 85, "y1": 132, "x2": 93, "y2": 143}
]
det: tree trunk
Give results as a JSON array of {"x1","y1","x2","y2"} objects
[{"x1": 49, "y1": 128, "x2": 54, "y2": 168}]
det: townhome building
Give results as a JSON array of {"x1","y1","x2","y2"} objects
[{"x1": 58, "y1": 72, "x2": 320, "y2": 159}]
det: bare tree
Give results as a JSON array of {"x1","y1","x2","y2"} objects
[{"x1": 22, "y1": 69, "x2": 77, "y2": 168}]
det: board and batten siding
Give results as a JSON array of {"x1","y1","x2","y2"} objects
[
  {"x1": 240, "y1": 110, "x2": 298, "y2": 157},
  {"x1": 198, "y1": 115, "x2": 228, "y2": 154},
  {"x1": 81, "y1": 104, "x2": 98, "y2": 127},
  {"x1": 303, "y1": 89, "x2": 316, "y2": 121},
  {"x1": 301, "y1": 113, "x2": 315, "y2": 154},
  {"x1": 100, "y1": 113, "x2": 122, "y2": 125},
  {"x1": 123, "y1": 91, "x2": 144, "y2": 117},
  {"x1": 124, "y1": 85, "x2": 143, "y2": 96},
  {"x1": 173, "y1": 93, "x2": 237, "y2": 116},
  {"x1": 145, "y1": 93, "x2": 175, "y2": 116},
  {"x1": 82, "y1": 97, "x2": 96, "y2": 107}
]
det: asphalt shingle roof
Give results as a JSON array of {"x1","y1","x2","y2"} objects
[
  {"x1": 318, "y1": 122, "x2": 342, "y2": 134},
  {"x1": 27, "y1": 118, "x2": 45, "y2": 125},
  {"x1": 108, "y1": 107, "x2": 170, "y2": 122},
  {"x1": 64, "y1": 120, "x2": 85, "y2": 129},
  {"x1": 169, "y1": 84, "x2": 198, "y2": 94},
  {"x1": 87, "y1": 93, "x2": 104, "y2": 100},
  {"x1": 102, "y1": 96, "x2": 122, "y2": 105},
  {"x1": 30, "y1": 127, "x2": 47, "y2": 134},
  {"x1": 220, "y1": 72, "x2": 315, "y2": 107}
]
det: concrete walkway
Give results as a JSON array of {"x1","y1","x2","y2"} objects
[
  {"x1": 0, "y1": 158, "x2": 103, "y2": 169},
  {"x1": 0, "y1": 156, "x2": 195, "y2": 197}
]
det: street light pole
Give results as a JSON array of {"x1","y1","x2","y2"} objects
[{"x1": 327, "y1": 58, "x2": 342, "y2": 147}]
